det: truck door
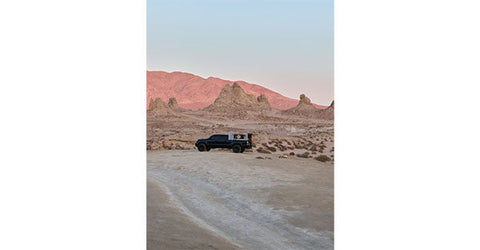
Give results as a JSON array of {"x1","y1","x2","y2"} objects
[{"x1": 218, "y1": 135, "x2": 228, "y2": 148}]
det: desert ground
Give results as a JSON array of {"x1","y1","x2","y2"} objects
[
  {"x1": 147, "y1": 150, "x2": 333, "y2": 250},
  {"x1": 147, "y1": 107, "x2": 334, "y2": 162},
  {"x1": 147, "y1": 82, "x2": 334, "y2": 249}
]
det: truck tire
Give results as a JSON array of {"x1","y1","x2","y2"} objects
[
  {"x1": 197, "y1": 143, "x2": 207, "y2": 152},
  {"x1": 232, "y1": 144, "x2": 242, "y2": 153},
  {"x1": 240, "y1": 148, "x2": 245, "y2": 153}
]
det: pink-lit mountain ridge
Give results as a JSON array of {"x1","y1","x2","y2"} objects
[{"x1": 147, "y1": 71, "x2": 327, "y2": 110}]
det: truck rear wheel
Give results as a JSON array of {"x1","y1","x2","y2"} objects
[
  {"x1": 232, "y1": 144, "x2": 242, "y2": 153},
  {"x1": 197, "y1": 143, "x2": 207, "y2": 152}
]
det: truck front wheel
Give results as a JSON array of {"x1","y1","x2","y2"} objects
[{"x1": 232, "y1": 144, "x2": 242, "y2": 153}]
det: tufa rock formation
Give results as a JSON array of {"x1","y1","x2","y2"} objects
[
  {"x1": 148, "y1": 97, "x2": 170, "y2": 115},
  {"x1": 203, "y1": 82, "x2": 271, "y2": 116},
  {"x1": 167, "y1": 97, "x2": 185, "y2": 111},
  {"x1": 299, "y1": 94, "x2": 312, "y2": 105},
  {"x1": 283, "y1": 94, "x2": 318, "y2": 115},
  {"x1": 256, "y1": 94, "x2": 271, "y2": 110},
  {"x1": 283, "y1": 94, "x2": 334, "y2": 120},
  {"x1": 317, "y1": 100, "x2": 334, "y2": 120}
]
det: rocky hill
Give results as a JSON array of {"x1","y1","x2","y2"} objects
[
  {"x1": 283, "y1": 94, "x2": 334, "y2": 120},
  {"x1": 147, "y1": 71, "x2": 327, "y2": 110},
  {"x1": 203, "y1": 82, "x2": 271, "y2": 118}
]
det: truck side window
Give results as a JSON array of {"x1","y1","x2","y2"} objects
[{"x1": 234, "y1": 134, "x2": 245, "y2": 139}]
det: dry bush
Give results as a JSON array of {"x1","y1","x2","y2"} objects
[
  {"x1": 276, "y1": 144, "x2": 287, "y2": 151},
  {"x1": 257, "y1": 147, "x2": 272, "y2": 154},
  {"x1": 293, "y1": 142, "x2": 305, "y2": 149},
  {"x1": 289, "y1": 152, "x2": 295, "y2": 156},
  {"x1": 314, "y1": 155, "x2": 331, "y2": 162},
  {"x1": 266, "y1": 146, "x2": 277, "y2": 152},
  {"x1": 297, "y1": 152, "x2": 310, "y2": 158}
]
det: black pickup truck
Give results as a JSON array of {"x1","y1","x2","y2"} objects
[{"x1": 195, "y1": 133, "x2": 253, "y2": 153}]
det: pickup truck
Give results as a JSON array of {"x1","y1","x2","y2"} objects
[{"x1": 195, "y1": 132, "x2": 253, "y2": 153}]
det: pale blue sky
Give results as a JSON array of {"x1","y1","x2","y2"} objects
[{"x1": 147, "y1": 0, "x2": 333, "y2": 105}]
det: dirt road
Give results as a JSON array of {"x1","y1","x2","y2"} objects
[{"x1": 147, "y1": 150, "x2": 334, "y2": 250}]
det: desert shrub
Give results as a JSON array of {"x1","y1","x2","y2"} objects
[
  {"x1": 267, "y1": 146, "x2": 277, "y2": 152},
  {"x1": 289, "y1": 152, "x2": 295, "y2": 156},
  {"x1": 293, "y1": 142, "x2": 304, "y2": 149},
  {"x1": 256, "y1": 156, "x2": 265, "y2": 159},
  {"x1": 257, "y1": 147, "x2": 272, "y2": 154},
  {"x1": 310, "y1": 145, "x2": 318, "y2": 151},
  {"x1": 276, "y1": 144, "x2": 287, "y2": 151},
  {"x1": 314, "y1": 155, "x2": 331, "y2": 162},
  {"x1": 297, "y1": 152, "x2": 310, "y2": 158}
]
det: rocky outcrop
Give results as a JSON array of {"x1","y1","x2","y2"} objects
[
  {"x1": 257, "y1": 94, "x2": 271, "y2": 108},
  {"x1": 168, "y1": 97, "x2": 185, "y2": 111},
  {"x1": 147, "y1": 97, "x2": 187, "y2": 117},
  {"x1": 318, "y1": 100, "x2": 334, "y2": 120},
  {"x1": 203, "y1": 83, "x2": 272, "y2": 116},
  {"x1": 283, "y1": 94, "x2": 334, "y2": 120},
  {"x1": 283, "y1": 94, "x2": 318, "y2": 115},
  {"x1": 299, "y1": 94, "x2": 312, "y2": 105},
  {"x1": 148, "y1": 97, "x2": 170, "y2": 115}
]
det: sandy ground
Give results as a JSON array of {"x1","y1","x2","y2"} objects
[{"x1": 147, "y1": 150, "x2": 334, "y2": 250}]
